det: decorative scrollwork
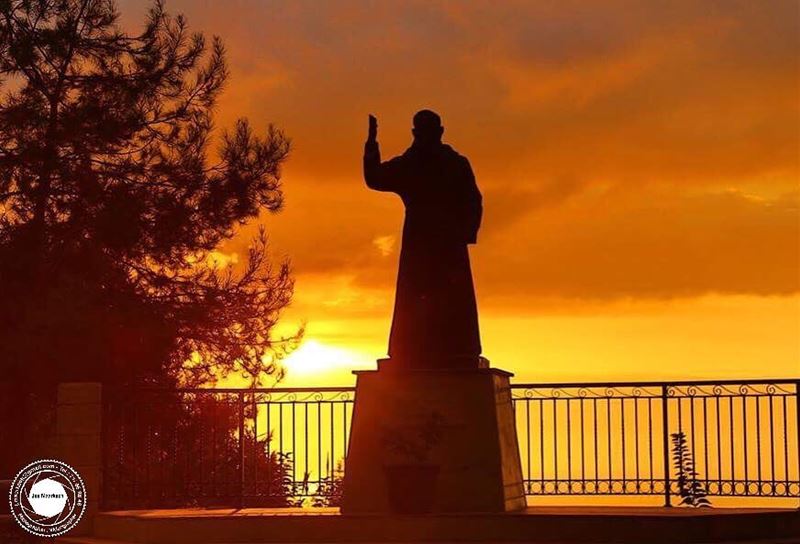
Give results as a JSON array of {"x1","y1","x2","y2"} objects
[
  {"x1": 739, "y1": 384, "x2": 751, "y2": 396},
  {"x1": 512, "y1": 384, "x2": 663, "y2": 399},
  {"x1": 660, "y1": 382, "x2": 793, "y2": 398}
]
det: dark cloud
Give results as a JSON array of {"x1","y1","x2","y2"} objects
[
  {"x1": 135, "y1": 0, "x2": 797, "y2": 187},
  {"x1": 131, "y1": 0, "x2": 798, "y2": 305},
  {"x1": 242, "y1": 184, "x2": 798, "y2": 305},
  {"x1": 481, "y1": 176, "x2": 588, "y2": 237},
  {"x1": 473, "y1": 188, "x2": 800, "y2": 301}
]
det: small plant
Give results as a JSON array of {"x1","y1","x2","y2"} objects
[
  {"x1": 671, "y1": 431, "x2": 711, "y2": 507},
  {"x1": 380, "y1": 410, "x2": 445, "y2": 464},
  {"x1": 312, "y1": 459, "x2": 344, "y2": 507},
  {"x1": 380, "y1": 411, "x2": 446, "y2": 514}
]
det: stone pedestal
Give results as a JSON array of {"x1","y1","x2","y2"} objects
[{"x1": 341, "y1": 363, "x2": 526, "y2": 514}]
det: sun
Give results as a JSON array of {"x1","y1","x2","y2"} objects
[{"x1": 280, "y1": 339, "x2": 374, "y2": 385}]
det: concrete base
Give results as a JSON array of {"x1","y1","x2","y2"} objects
[{"x1": 340, "y1": 364, "x2": 526, "y2": 514}]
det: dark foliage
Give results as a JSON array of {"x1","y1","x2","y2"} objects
[
  {"x1": 103, "y1": 390, "x2": 300, "y2": 508},
  {"x1": 671, "y1": 431, "x2": 711, "y2": 507},
  {"x1": 0, "y1": 0, "x2": 298, "y2": 476},
  {"x1": 0, "y1": 0, "x2": 297, "y2": 387}
]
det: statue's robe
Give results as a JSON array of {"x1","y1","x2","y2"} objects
[{"x1": 364, "y1": 140, "x2": 482, "y2": 368}]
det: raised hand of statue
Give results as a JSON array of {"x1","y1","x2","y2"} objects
[{"x1": 367, "y1": 114, "x2": 378, "y2": 144}]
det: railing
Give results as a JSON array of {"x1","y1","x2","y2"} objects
[
  {"x1": 102, "y1": 387, "x2": 354, "y2": 509},
  {"x1": 102, "y1": 379, "x2": 799, "y2": 509},
  {"x1": 512, "y1": 380, "x2": 799, "y2": 504}
]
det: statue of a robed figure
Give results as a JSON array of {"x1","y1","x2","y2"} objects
[
  {"x1": 363, "y1": 110, "x2": 483, "y2": 368},
  {"x1": 341, "y1": 111, "x2": 524, "y2": 514}
]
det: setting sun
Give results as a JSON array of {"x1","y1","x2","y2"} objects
[{"x1": 279, "y1": 340, "x2": 374, "y2": 386}]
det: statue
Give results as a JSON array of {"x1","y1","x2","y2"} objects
[
  {"x1": 345, "y1": 113, "x2": 523, "y2": 513},
  {"x1": 363, "y1": 110, "x2": 483, "y2": 369}
]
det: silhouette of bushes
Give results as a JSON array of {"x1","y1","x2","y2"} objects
[
  {"x1": 103, "y1": 391, "x2": 298, "y2": 509},
  {"x1": 311, "y1": 460, "x2": 345, "y2": 507}
]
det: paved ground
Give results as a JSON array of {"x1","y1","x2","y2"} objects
[{"x1": 96, "y1": 505, "x2": 797, "y2": 517}]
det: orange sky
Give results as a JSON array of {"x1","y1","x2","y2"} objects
[{"x1": 122, "y1": 0, "x2": 799, "y2": 386}]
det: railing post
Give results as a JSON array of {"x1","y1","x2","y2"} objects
[
  {"x1": 796, "y1": 381, "x2": 799, "y2": 510},
  {"x1": 661, "y1": 385, "x2": 672, "y2": 507},
  {"x1": 237, "y1": 391, "x2": 245, "y2": 509}
]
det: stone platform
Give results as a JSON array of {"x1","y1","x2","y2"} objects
[
  {"x1": 51, "y1": 506, "x2": 800, "y2": 543},
  {"x1": 341, "y1": 366, "x2": 525, "y2": 513}
]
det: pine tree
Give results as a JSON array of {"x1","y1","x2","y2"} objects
[
  {"x1": 0, "y1": 0, "x2": 298, "y2": 388},
  {"x1": 0, "y1": 0, "x2": 303, "y2": 476}
]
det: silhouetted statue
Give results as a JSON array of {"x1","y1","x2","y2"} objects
[{"x1": 364, "y1": 110, "x2": 482, "y2": 369}]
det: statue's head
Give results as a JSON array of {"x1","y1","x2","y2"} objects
[{"x1": 412, "y1": 109, "x2": 444, "y2": 148}]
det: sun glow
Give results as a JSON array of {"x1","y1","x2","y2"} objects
[{"x1": 279, "y1": 339, "x2": 375, "y2": 386}]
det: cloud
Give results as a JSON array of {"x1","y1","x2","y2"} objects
[
  {"x1": 372, "y1": 235, "x2": 395, "y2": 257},
  {"x1": 473, "y1": 187, "x2": 800, "y2": 302},
  {"x1": 145, "y1": 0, "x2": 796, "y2": 188},
  {"x1": 245, "y1": 181, "x2": 798, "y2": 307},
  {"x1": 141, "y1": 0, "x2": 798, "y2": 309},
  {"x1": 481, "y1": 175, "x2": 588, "y2": 236}
]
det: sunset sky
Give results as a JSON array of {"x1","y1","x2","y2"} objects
[{"x1": 121, "y1": 0, "x2": 799, "y2": 386}]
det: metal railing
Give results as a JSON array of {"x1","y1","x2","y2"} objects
[
  {"x1": 102, "y1": 387, "x2": 354, "y2": 509},
  {"x1": 102, "y1": 379, "x2": 799, "y2": 509},
  {"x1": 512, "y1": 380, "x2": 799, "y2": 504}
]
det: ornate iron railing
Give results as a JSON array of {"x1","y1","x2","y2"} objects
[
  {"x1": 102, "y1": 387, "x2": 354, "y2": 509},
  {"x1": 102, "y1": 379, "x2": 799, "y2": 509},
  {"x1": 511, "y1": 380, "x2": 800, "y2": 504}
]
